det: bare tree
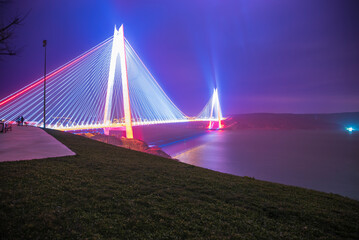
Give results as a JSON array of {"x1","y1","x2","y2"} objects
[{"x1": 0, "y1": 0, "x2": 26, "y2": 56}]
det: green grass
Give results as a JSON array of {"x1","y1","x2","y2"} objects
[{"x1": 1, "y1": 129, "x2": 358, "y2": 239}]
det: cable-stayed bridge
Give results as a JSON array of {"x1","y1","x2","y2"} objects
[{"x1": 0, "y1": 25, "x2": 223, "y2": 138}]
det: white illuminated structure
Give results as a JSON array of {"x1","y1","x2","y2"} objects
[
  {"x1": 197, "y1": 88, "x2": 223, "y2": 129},
  {"x1": 0, "y1": 25, "x2": 224, "y2": 135},
  {"x1": 104, "y1": 25, "x2": 133, "y2": 138}
]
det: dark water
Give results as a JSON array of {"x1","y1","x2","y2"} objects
[
  {"x1": 85, "y1": 123, "x2": 359, "y2": 200},
  {"x1": 160, "y1": 129, "x2": 359, "y2": 200}
]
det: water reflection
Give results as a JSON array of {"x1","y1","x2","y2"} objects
[{"x1": 163, "y1": 130, "x2": 359, "y2": 200}]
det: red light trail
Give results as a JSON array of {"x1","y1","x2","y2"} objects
[{"x1": 0, "y1": 38, "x2": 112, "y2": 107}]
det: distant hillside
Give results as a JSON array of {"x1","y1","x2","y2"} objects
[{"x1": 224, "y1": 112, "x2": 359, "y2": 130}]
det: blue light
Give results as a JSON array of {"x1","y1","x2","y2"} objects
[{"x1": 346, "y1": 127, "x2": 355, "y2": 132}]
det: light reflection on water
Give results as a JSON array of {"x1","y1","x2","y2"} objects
[{"x1": 162, "y1": 129, "x2": 359, "y2": 200}]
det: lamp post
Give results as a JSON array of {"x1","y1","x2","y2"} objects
[{"x1": 43, "y1": 40, "x2": 47, "y2": 129}]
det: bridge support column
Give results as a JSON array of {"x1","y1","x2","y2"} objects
[
  {"x1": 208, "y1": 88, "x2": 222, "y2": 129},
  {"x1": 103, "y1": 25, "x2": 133, "y2": 139},
  {"x1": 104, "y1": 26, "x2": 120, "y2": 126},
  {"x1": 118, "y1": 25, "x2": 133, "y2": 139},
  {"x1": 208, "y1": 89, "x2": 215, "y2": 129},
  {"x1": 216, "y1": 89, "x2": 222, "y2": 129}
]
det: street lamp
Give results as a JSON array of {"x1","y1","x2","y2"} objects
[{"x1": 43, "y1": 40, "x2": 47, "y2": 129}]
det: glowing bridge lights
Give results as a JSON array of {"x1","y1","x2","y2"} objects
[
  {"x1": 197, "y1": 88, "x2": 223, "y2": 130},
  {"x1": 0, "y1": 25, "x2": 224, "y2": 134}
]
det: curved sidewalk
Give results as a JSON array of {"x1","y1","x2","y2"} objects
[{"x1": 0, "y1": 125, "x2": 75, "y2": 162}]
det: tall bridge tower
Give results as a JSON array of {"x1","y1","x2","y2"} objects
[
  {"x1": 209, "y1": 88, "x2": 222, "y2": 129},
  {"x1": 103, "y1": 25, "x2": 133, "y2": 138}
]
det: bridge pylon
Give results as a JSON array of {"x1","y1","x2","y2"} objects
[
  {"x1": 208, "y1": 88, "x2": 222, "y2": 129},
  {"x1": 196, "y1": 88, "x2": 223, "y2": 129},
  {"x1": 103, "y1": 25, "x2": 133, "y2": 138}
]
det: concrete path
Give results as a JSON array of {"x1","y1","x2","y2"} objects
[{"x1": 0, "y1": 125, "x2": 75, "y2": 162}]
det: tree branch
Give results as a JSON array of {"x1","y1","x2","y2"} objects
[{"x1": 0, "y1": 1, "x2": 27, "y2": 56}]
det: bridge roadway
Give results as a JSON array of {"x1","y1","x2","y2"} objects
[{"x1": 50, "y1": 119, "x2": 219, "y2": 131}]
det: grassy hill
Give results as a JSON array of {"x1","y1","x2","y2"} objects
[{"x1": 1, "y1": 129, "x2": 358, "y2": 239}]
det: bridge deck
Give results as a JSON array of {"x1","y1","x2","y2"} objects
[{"x1": 48, "y1": 119, "x2": 220, "y2": 131}]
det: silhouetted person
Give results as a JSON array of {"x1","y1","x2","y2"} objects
[{"x1": 20, "y1": 116, "x2": 24, "y2": 126}]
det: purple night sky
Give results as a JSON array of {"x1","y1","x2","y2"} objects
[{"x1": 0, "y1": 0, "x2": 358, "y2": 115}]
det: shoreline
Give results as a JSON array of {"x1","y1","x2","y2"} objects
[{"x1": 75, "y1": 131, "x2": 172, "y2": 159}]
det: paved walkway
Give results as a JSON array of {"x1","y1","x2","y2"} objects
[{"x1": 0, "y1": 125, "x2": 75, "y2": 162}]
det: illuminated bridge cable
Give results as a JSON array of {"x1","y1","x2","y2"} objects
[
  {"x1": 0, "y1": 25, "x2": 223, "y2": 132},
  {"x1": 197, "y1": 89, "x2": 223, "y2": 128},
  {"x1": 0, "y1": 37, "x2": 114, "y2": 128},
  {"x1": 124, "y1": 38, "x2": 188, "y2": 125}
]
